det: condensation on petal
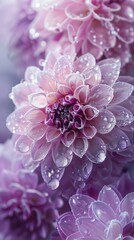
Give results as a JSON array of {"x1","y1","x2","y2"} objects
[
  {"x1": 91, "y1": 109, "x2": 116, "y2": 134},
  {"x1": 89, "y1": 84, "x2": 113, "y2": 109},
  {"x1": 114, "y1": 20, "x2": 134, "y2": 44},
  {"x1": 27, "y1": 124, "x2": 47, "y2": 141},
  {"x1": 38, "y1": 71, "x2": 56, "y2": 93},
  {"x1": 82, "y1": 125, "x2": 97, "y2": 139},
  {"x1": 65, "y1": 2, "x2": 92, "y2": 20},
  {"x1": 69, "y1": 194, "x2": 94, "y2": 218},
  {"x1": 98, "y1": 186, "x2": 121, "y2": 211},
  {"x1": 74, "y1": 53, "x2": 96, "y2": 73},
  {"x1": 25, "y1": 66, "x2": 40, "y2": 83},
  {"x1": 74, "y1": 85, "x2": 90, "y2": 104},
  {"x1": 15, "y1": 135, "x2": 33, "y2": 153},
  {"x1": 25, "y1": 109, "x2": 46, "y2": 123},
  {"x1": 110, "y1": 82, "x2": 134, "y2": 105},
  {"x1": 86, "y1": 136, "x2": 106, "y2": 163},
  {"x1": 31, "y1": 138, "x2": 51, "y2": 161},
  {"x1": 99, "y1": 58, "x2": 121, "y2": 86},
  {"x1": 72, "y1": 137, "x2": 88, "y2": 158},
  {"x1": 52, "y1": 141, "x2": 73, "y2": 168},
  {"x1": 41, "y1": 154, "x2": 64, "y2": 190},
  {"x1": 102, "y1": 128, "x2": 131, "y2": 152},
  {"x1": 66, "y1": 73, "x2": 84, "y2": 91},
  {"x1": 109, "y1": 105, "x2": 134, "y2": 127},
  {"x1": 45, "y1": 8, "x2": 67, "y2": 31},
  {"x1": 82, "y1": 105, "x2": 99, "y2": 120},
  {"x1": 29, "y1": 93, "x2": 47, "y2": 108},
  {"x1": 84, "y1": 64, "x2": 102, "y2": 86},
  {"x1": 57, "y1": 212, "x2": 78, "y2": 237},
  {"x1": 54, "y1": 56, "x2": 72, "y2": 84}
]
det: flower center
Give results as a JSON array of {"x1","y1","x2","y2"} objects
[{"x1": 45, "y1": 95, "x2": 85, "y2": 134}]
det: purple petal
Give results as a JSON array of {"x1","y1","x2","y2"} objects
[
  {"x1": 57, "y1": 212, "x2": 78, "y2": 237},
  {"x1": 92, "y1": 201, "x2": 115, "y2": 224},
  {"x1": 52, "y1": 141, "x2": 73, "y2": 167},
  {"x1": 31, "y1": 138, "x2": 51, "y2": 161},
  {"x1": 74, "y1": 53, "x2": 96, "y2": 73},
  {"x1": 72, "y1": 137, "x2": 88, "y2": 158},
  {"x1": 105, "y1": 220, "x2": 123, "y2": 239},
  {"x1": 86, "y1": 136, "x2": 106, "y2": 163}
]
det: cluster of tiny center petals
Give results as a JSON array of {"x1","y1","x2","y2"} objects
[
  {"x1": 58, "y1": 185, "x2": 134, "y2": 240},
  {"x1": 7, "y1": 51, "x2": 134, "y2": 189},
  {"x1": 0, "y1": 141, "x2": 61, "y2": 240},
  {"x1": 30, "y1": 0, "x2": 134, "y2": 68}
]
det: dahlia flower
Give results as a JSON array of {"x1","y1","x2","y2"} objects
[
  {"x1": 0, "y1": 140, "x2": 62, "y2": 239},
  {"x1": 58, "y1": 185, "x2": 134, "y2": 239},
  {"x1": 31, "y1": 0, "x2": 134, "y2": 67},
  {"x1": 7, "y1": 52, "x2": 134, "y2": 189}
]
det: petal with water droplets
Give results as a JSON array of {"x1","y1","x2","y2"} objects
[
  {"x1": 61, "y1": 130, "x2": 77, "y2": 147},
  {"x1": 92, "y1": 201, "x2": 115, "y2": 224},
  {"x1": 54, "y1": 56, "x2": 72, "y2": 84},
  {"x1": 31, "y1": 138, "x2": 51, "y2": 161},
  {"x1": 74, "y1": 53, "x2": 96, "y2": 73},
  {"x1": 57, "y1": 212, "x2": 78, "y2": 237},
  {"x1": 25, "y1": 66, "x2": 40, "y2": 83},
  {"x1": 86, "y1": 136, "x2": 106, "y2": 163},
  {"x1": 52, "y1": 141, "x2": 73, "y2": 168},
  {"x1": 29, "y1": 93, "x2": 47, "y2": 108},
  {"x1": 15, "y1": 135, "x2": 32, "y2": 153},
  {"x1": 72, "y1": 137, "x2": 88, "y2": 158}
]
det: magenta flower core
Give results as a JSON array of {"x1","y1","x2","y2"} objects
[{"x1": 7, "y1": 52, "x2": 134, "y2": 189}]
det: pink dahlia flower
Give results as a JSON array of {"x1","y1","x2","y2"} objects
[
  {"x1": 58, "y1": 185, "x2": 134, "y2": 240},
  {"x1": 7, "y1": 52, "x2": 134, "y2": 189},
  {"x1": 31, "y1": 0, "x2": 134, "y2": 67},
  {"x1": 0, "y1": 140, "x2": 62, "y2": 239}
]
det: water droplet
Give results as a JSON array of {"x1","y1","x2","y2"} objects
[{"x1": 48, "y1": 179, "x2": 59, "y2": 190}]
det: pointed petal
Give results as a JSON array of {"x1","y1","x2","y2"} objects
[
  {"x1": 84, "y1": 65, "x2": 102, "y2": 86},
  {"x1": 46, "y1": 126, "x2": 61, "y2": 142},
  {"x1": 119, "y1": 193, "x2": 134, "y2": 222},
  {"x1": 38, "y1": 71, "x2": 56, "y2": 92},
  {"x1": 92, "y1": 201, "x2": 115, "y2": 224},
  {"x1": 25, "y1": 66, "x2": 40, "y2": 83},
  {"x1": 74, "y1": 85, "x2": 90, "y2": 104},
  {"x1": 91, "y1": 109, "x2": 116, "y2": 134},
  {"x1": 57, "y1": 84, "x2": 71, "y2": 95},
  {"x1": 74, "y1": 53, "x2": 96, "y2": 73},
  {"x1": 82, "y1": 105, "x2": 99, "y2": 120},
  {"x1": 98, "y1": 186, "x2": 121, "y2": 211},
  {"x1": 15, "y1": 135, "x2": 32, "y2": 153},
  {"x1": 41, "y1": 154, "x2": 64, "y2": 190},
  {"x1": 29, "y1": 93, "x2": 47, "y2": 108},
  {"x1": 82, "y1": 125, "x2": 97, "y2": 139},
  {"x1": 28, "y1": 124, "x2": 47, "y2": 141},
  {"x1": 69, "y1": 194, "x2": 94, "y2": 218},
  {"x1": 66, "y1": 73, "x2": 84, "y2": 91},
  {"x1": 57, "y1": 213, "x2": 78, "y2": 237},
  {"x1": 110, "y1": 82, "x2": 134, "y2": 105},
  {"x1": 61, "y1": 130, "x2": 77, "y2": 147},
  {"x1": 31, "y1": 138, "x2": 51, "y2": 161},
  {"x1": 86, "y1": 136, "x2": 106, "y2": 163},
  {"x1": 52, "y1": 141, "x2": 73, "y2": 168},
  {"x1": 45, "y1": 8, "x2": 67, "y2": 31},
  {"x1": 25, "y1": 109, "x2": 46, "y2": 123},
  {"x1": 89, "y1": 84, "x2": 113, "y2": 109},
  {"x1": 72, "y1": 137, "x2": 88, "y2": 158},
  {"x1": 66, "y1": 3, "x2": 92, "y2": 20},
  {"x1": 54, "y1": 56, "x2": 72, "y2": 84},
  {"x1": 99, "y1": 58, "x2": 121, "y2": 86}
]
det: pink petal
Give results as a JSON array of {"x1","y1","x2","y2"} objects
[
  {"x1": 66, "y1": 3, "x2": 92, "y2": 20},
  {"x1": 25, "y1": 109, "x2": 46, "y2": 123},
  {"x1": 28, "y1": 124, "x2": 47, "y2": 141},
  {"x1": 41, "y1": 153, "x2": 64, "y2": 190},
  {"x1": 84, "y1": 65, "x2": 102, "y2": 86},
  {"x1": 91, "y1": 109, "x2": 116, "y2": 134},
  {"x1": 43, "y1": 52, "x2": 58, "y2": 72},
  {"x1": 54, "y1": 56, "x2": 72, "y2": 84},
  {"x1": 92, "y1": 201, "x2": 115, "y2": 224},
  {"x1": 99, "y1": 58, "x2": 121, "y2": 86},
  {"x1": 74, "y1": 53, "x2": 96, "y2": 73},
  {"x1": 61, "y1": 130, "x2": 77, "y2": 147},
  {"x1": 102, "y1": 128, "x2": 131, "y2": 152},
  {"x1": 66, "y1": 73, "x2": 84, "y2": 91},
  {"x1": 69, "y1": 194, "x2": 94, "y2": 218},
  {"x1": 88, "y1": 20, "x2": 116, "y2": 49},
  {"x1": 66, "y1": 232, "x2": 82, "y2": 240},
  {"x1": 114, "y1": 20, "x2": 134, "y2": 43},
  {"x1": 57, "y1": 213, "x2": 78, "y2": 237},
  {"x1": 89, "y1": 84, "x2": 113, "y2": 109},
  {"x1": 86, "y1": 136, "x2": 106, "y2": 163},
  {"x1": 38, "y1": 71, "x2": 56, "y2": 92},
  {"x1": 108, "y1": 105, "x2": 134, "y2": 127},
  {"x1": 45, "y1": 8, "x2": 67, "y2": 31},
  {"x1": 46, "y1": 92, "x2": 59, "y2": 105},
  {"x1": 72, "y1": 137, "x2": 88, "y2": 158},
  {"x1": 29, "y1": 93, "x2": 47, "y2": 108},
  {"x1": 52, "y1": 141, "x2": 73, "y2": 167},
  {"x1": 45, "y1": 126, "x2": 61, "y2": 142},
  {"x1": 15, "y1": 135, "x2": 33, "y2": 153},
  {"x1": 31, "y1": 138, "x2": 51, "y2": 161},
  {"x1": 110, "y1": 82, "x2": 134, "y2": 105},
  {"x1": 82, "y1": 105, "x2": 99, "y2": 120},
  {"x1": 74, "y1": 85, "x2": 90, "y2": 104},
  {"x1": 57, "y1": 84, "x2": 71, "y2": 95},
  {"x1": 105, "y1": 220, "x2": 123, "y2": 240},
  {"x1": 98, "y1": 186, "x2": 121, "y2": 211},
  {"x1": 25, "y1": 66, "x2": 40, "y2": 83},
  {"x1": 82, "y1": 125, "x2": 97, "y2": 139}
]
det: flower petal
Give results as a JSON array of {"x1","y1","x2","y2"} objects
[
  {"x1": 29, "y1": 93, "x2": 47, "y2": 108},
  {"x1": 28, "y1": 124, "x2": 47, "y2": 141},
  {"x1": 46, "y1": 126, "x2": 61, "y2": 142},
  {"x1": 74, "y1": 53, "x2": 96, "y2": 73},
  {"x1": 15, "y1": 135, "x2": 33, "y2": 153},
  {"x1": 99, "y1": 58, "x2": 121, "y2": 86},
  {"x1": 38, "y1": 71, "x2": 56, "y2": 92},
  {"x1": 119, "y1": 193, "x2": 134, "y2": 222},
  {"x1": 82, "y1": 125, "x2": 97, "y2": 139},
  {"x1": 92, "y1": 201, "x2": 115, "y2": 224},
  {"x1": 72, "y1": 137, "x2": 88, "y2": 158},
  {"x1": 69, "y1": 194, "x2": 94, "y2": 218},
  {"x1": 25, "y1": 66, "x2": 40, "y2": 83},
  {"x1": 41, "y1": 154, "x2": 64, "y2": 190},
  {"x1": 89, "y1": 84, "x2": 113, "y2": 109},
  {"x1": 66, "y1": 3, "x2": 92, "y2": 20},
  {"x1": 25, "y1": 109, "x2": 46, "y2": 123},
  {"x1": 91, "y1": 109, "x2": 116, "y2": 134},
  {"x1": 86, "y1": 136, "x2": 106, "y2": 163},
  {"x1": 105, "y1": 220, "x2": 123, "y2": 240},
  {"x1": 110, "y1": 82, "x2": 134, "y2": 105},
  {"x1": 54, "y1": 56, "x2": 72, "y2": 84},
  {"x1": 31, "y1": 138, "x2": 51, "y2": 161},
  {"x1": 57, "y1": 213, "x2": 78, "y2": 237},
  {"x1": 61, "y1": 130, "x2": 77, "y2": 147},
  {"x1": 74, "y1": 85, "x2": 90, "y2": 104},
  {"x1": 66, "y1": 73, "x2": 84, "y2": 91},
  {"x1": 52, "y1": 141, "x2": 73, "y2": 168},
  {"x1": 45, "y1": 8, "x2": 67, "y2": 31}
]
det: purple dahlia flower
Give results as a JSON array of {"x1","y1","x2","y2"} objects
[
  {"x1": 7, "y1": 52, "x2": 134, "y2": 189},
  {"x1": 0, "y1": 140, "x2": 62, "y2": 240},
  {"x1": 58, "y1": 185, "x2": 134, "y2": 240},
  {"x1": 31, "y1": 0, "x2": 134, "y2": 67}
]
